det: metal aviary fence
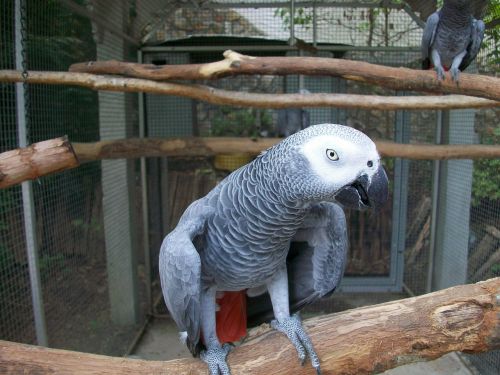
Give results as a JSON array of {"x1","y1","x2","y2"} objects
[{"x1": 0, "y1": 0, "x2": 498, "y2": 373}]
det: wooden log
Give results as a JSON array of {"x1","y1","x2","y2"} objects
[
  {"x1": 406, "y1": 216, "x2": 431, "y2": 266},
  {"x1": 406, "y1": 196, "x2": 431, "y2": 241},
  {"x1": 0, "y1": 70, "x2": 499, "y2": 110},
  {"x1": 0, "y1": 278, "x2": 499, "y2": 375},
  {"x1": 0, "y1": 136, "x2": 79, "y2": 189},
  {"x1": 68, "y1": 51, "x2": 500, "y2": 101},
  {"x1": 71, "y1": 137, "x2": 500, "y2": 163}
]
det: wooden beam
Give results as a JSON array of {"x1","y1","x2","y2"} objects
[
  {"x1": 68, "y1": 51, "x2": 500, "y2": 101},
  {"x1": 0, "y1": 278, "x2": 498, "y2": 374},
  {"x1": 71, "y1": 137, "x2": 500, "y2": 163},
  {"x1": 0, "y1": 136, "x2": 79, "y2": 189},
  {"x1": 2, "y1": 137, "x2": 498, "y2": 189},
  {"x1": 0, "y1": 70, "x2": 497, "y2": 110}
]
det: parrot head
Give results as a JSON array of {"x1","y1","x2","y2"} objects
[{"x1": 274, "y1": 123, "x2": 388, "y2": 210}]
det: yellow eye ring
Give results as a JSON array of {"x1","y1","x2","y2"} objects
[{"x1": 326, "y1": 149, "x2": 339, "y2": 161}]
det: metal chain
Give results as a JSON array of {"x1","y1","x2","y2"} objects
[{"x1": 19, "y1": 0, "x2": 31, "y2": 144}]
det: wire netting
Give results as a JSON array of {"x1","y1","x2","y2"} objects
[
  {"x1": 0, "y1": 0, "x2": 37, "y2": 346},
  {"x1": 0, "y1": 0, "x2": 499, "y2": 372},
  {"x1": 0, "y1": 0, "x2": 164, "y2": 355}
]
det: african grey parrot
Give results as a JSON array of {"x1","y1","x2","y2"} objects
[
  {"x1": 276, "y1": 89, "x2": 311, "y2": 137},
  {"x1": 159, "y1": 123, "x2": 388, "y2": 374},
  {"x1": 421, "y1": 0, "x2": 485, "y2": 81}
]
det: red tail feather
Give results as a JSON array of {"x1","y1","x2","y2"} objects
[
  {"x1": 216, "y1": 291, "x2": 247, "y2": 343},
  {"x1": 428, "y1": 63, "x2": 450, "y2": 71}
]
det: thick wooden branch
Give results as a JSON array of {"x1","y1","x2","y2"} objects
[
  {"x1": 69, "y1": 51, "x2": 500, "y2": 101},
  {"x1": 0, "y1": 70, "x2": 498, "y2": 110},
  {"x1": 72, "y1": 137, "x2": 500, "y2": 163},
  {"x1": 0, "y1": 137, "x2": 79, "y2": 189},
  {"x1": 0, "y1": 278, "x2": 499, "y2": 374},
  {"x1": 2, "y1": 137, "x2": 498, "y2": 188}
]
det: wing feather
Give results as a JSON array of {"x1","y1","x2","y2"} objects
[
  {"x1": 459, "y1": 19, "x2": 485, "y2": 71},
  {"x1": 421, "y1": 12, "x2": 440, "y2": 69},
  {"x1": 159, "y1": 196, "x2": 215, "y2": 355},
  {"x1": 247, "y1": 202, "x2": 348, "y2": 326}
]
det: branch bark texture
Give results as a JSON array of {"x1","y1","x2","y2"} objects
[
  {"x1": 0, "y1": 278, "x2": 498, "y2": 374},
  {"x1": 72, "y1": 137, "x2": 500, "y2": 163},
  {"x1": 0, "y1": 136, "x2": 79, "y2": 189},
  {"x1": 0, "y1": 70, "x2": 498, "y2": 110},
  {"x1": 68, "y1": 51, "x2": 500, "y2": 101}
]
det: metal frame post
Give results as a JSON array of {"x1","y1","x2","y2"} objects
[
  {"x1": 138, "y1": 49, "x2": 152, "y2": 314},
  {"x1": 14, "y1": 0, "x2": 48, "y2": 346},
  {"x1": 426, "y1": 110, "x2": 445, "y2": 293},
  {"x1": 340, "y1": 91, "x2": 408, "y2": 293}
]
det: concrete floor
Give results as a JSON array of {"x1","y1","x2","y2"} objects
[{"x1": 132, "y1": 318, "x2": 475, "y2": 374}]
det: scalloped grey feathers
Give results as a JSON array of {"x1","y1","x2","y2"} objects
[{"x1": 159, "y1": 123, "x2": 383, "y2": 356}]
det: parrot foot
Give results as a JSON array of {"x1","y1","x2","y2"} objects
[
  {"x1": 271, "y1": 313, "x2": 321, "y2": 375},
  {"x1": 200, "y1": 343, "x2": 233, "y2": 375},
  {"x1": 435, "y1": 65, "x2": 446, "y2": 81},
  {"x1": 450, "y1": 67, "x2": 461, "y2": 82}
]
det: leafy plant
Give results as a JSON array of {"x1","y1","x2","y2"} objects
[
  {"x1": 481, "y1": 0, "x2": 500, "y2": 70},
  {"x1": 274, "y1": 7, "x2": 313, "y2": 31},
  {"x1": 472, "y1": 125, "x2": 500, "y2": 205}
]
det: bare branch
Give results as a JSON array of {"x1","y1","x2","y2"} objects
[
  {"x1": 71, "y1": 137, "x2": 500, "y2": 163},
  {"x1": 0, "y1": 136, "x2": 79, "y2": 189},
  {"x1": 68, "y1": 51, "x2": 500, "y2": 101},
  {"x1": 0, "y1": 70, "x2": 498, "y2": 110},
  {"x1": 0, "y1": 278, "x2": 498, "y2": 374}
]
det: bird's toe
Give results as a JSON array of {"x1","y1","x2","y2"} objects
[
  {"x1": 271, "y1": 313, "x2": 321, "y2": 371},
  {"x1": 435, "y1": 66, "x2": 446, "y2": 81},
  {"x1": 200, "y1": 344, "x2": 232, "y2": 375}
]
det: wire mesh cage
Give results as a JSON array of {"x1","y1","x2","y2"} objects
[{"x1": 0, "y1": 0, "x2": 499, "y2": 373}]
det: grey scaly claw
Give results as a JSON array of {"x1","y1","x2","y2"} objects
[
  {"x1": 435, "y1": 65, "x2": 446, "y2": 81},
  {"x1": 450, "y1": 67, "x2": 460, "y2": 82},
  {"x1": 200, "y1": 343, "x2": 233, "y2": 375},
  {"x1": 271, "y1": 313, "x2": 321, "y2": 374}
]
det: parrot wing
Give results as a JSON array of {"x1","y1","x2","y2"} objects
[
  {"x1": 159, "y1": 194, "x2": 216, "y2": 356},
  {"x1": 247, "y1": 202, "x2": 348, "y2": 326},
  {"x1": 459, "y1": 18, "x2": 485, "y2": 71},
  {"x1": 421, "y1": 11, "x2": 440, "y2": 69}
]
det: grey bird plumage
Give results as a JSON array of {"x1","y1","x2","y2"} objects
[
  {"x1": 421, "y1": 0, "x2": 485, "y2": 81},
  {"x1": 159, "y1": 123, "x2": 389, "y2": 374}
]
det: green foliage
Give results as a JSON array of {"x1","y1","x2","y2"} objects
[
  {"x1": 274, "y1": 7, "x2": 313, "y2": 31},
  {"x1": 482, "y1": 0, "x2": 500, "y2": 70},
  {"x1": 472, "y1": 125, "x2": 500, "y2": 205},
  {"x1": 211, "y1": 107, "x2": 273, "y2": 137},
  {"x1": 491, "y1": 263, "x2": 500, "y2": 276}
]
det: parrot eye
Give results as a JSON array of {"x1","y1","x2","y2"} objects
[
  {"x1": 367, "y1": 160, "x2": 373, "y2": 168},
  {"x1": 326, "y1": 149, "x2": 339, "y2": 161}
]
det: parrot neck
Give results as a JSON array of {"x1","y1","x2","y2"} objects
[
  {"x1": 254, "y1": 146, "x2": 334, "y2": 208},
  {"x1": 441, "y1": 2, "x2": 472, "y2": 27}
]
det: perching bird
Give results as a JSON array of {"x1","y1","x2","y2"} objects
[
  {"x1": 421, "y1": 0, "x2": 485, "y2": 81},
  {"x1": 159, "y1": 123, "x2": 388, "y2": 375},
  {"x1": 276, "y1": 89, "x2": 311, "y2": 137}
]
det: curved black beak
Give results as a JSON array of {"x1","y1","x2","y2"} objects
[{"x1": 335, "y1": 165, "x2": 389, "y2": 211}]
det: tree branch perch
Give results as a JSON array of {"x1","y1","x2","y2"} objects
[
  {"x1": 2, "y1": 137, "x2": 498, "y2": 189},
  {"x1": 0, "y1": 278, "x2": 498, "y2": 374},
  {"x1": 69, "y1": 51, "x2": 500, "y2": 101},
  {"x1": 0, "y1": 70, "x2": 498, "y2": 110},
  {"x1": 0, "y1": 136, "x2": 79, "y2": 189},
  {"x1": 72, "y1": 137, "x2": 500, "y2": 163}
]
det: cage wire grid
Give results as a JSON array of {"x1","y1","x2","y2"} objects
[{"x1": 0, "y1": 0, "x2": 499, "y2": 372}]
